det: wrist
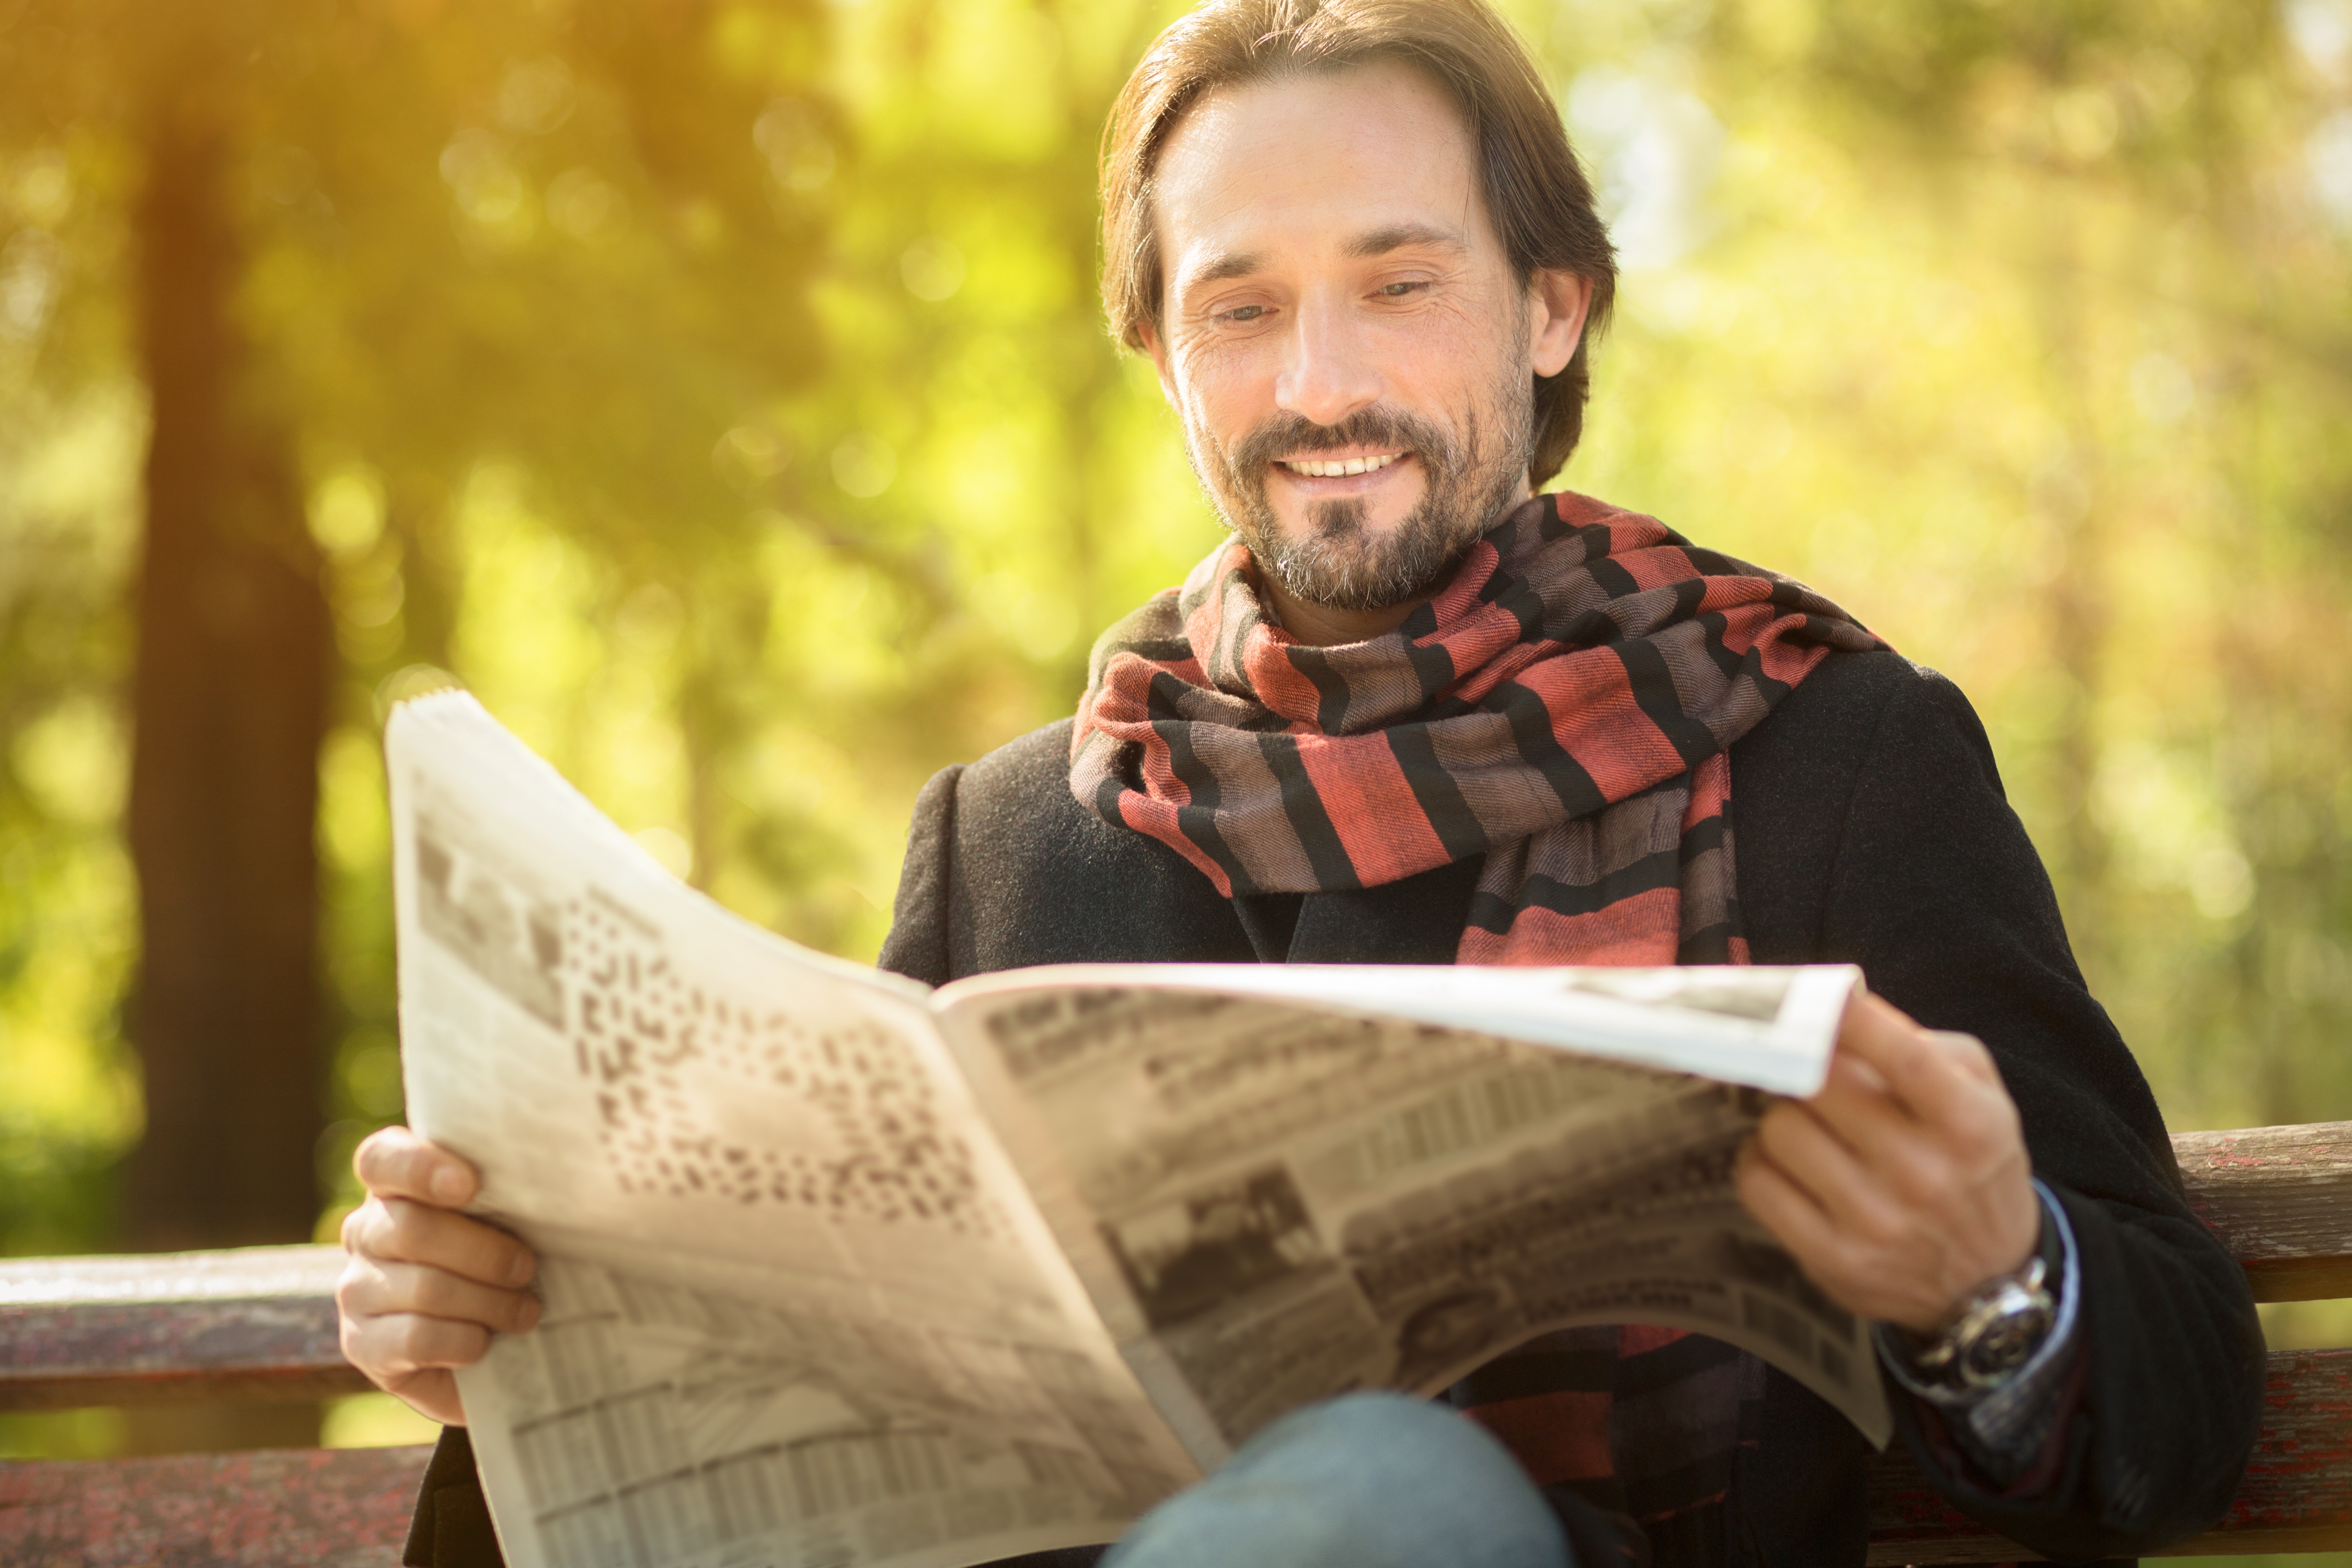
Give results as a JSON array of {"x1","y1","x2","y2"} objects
[
  {"x1": 1899, "y1": 1195, "x2": 2065, "y2": 1391},
  {"x1": 1901, "y1": 1187, "x2": 2042, "y2": 1335}
]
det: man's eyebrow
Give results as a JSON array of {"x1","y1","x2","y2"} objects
[
  {"x1": 1344, "y1": 222, "x2": 1468, "y2": 258},
  {"x1": 1176, "y1": 223, "x2": 1469, "y2": 293},
  {"x1": 1182, "y1": 250, "x2": 1266, "y2": 290}
]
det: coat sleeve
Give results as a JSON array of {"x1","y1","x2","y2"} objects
[
  {"x1": 1807, "y1": 667, "x2": 2264, "y2": 1560},
  {"x1": 401, "y1": 1425, "x2": 501, "y2": 1568},
  {"x1": 877, "y1": 763, "x2": 963, "y2": 987}
]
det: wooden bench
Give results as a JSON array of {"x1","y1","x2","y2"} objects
[{"x1": 4, "y1": 1122, "x2": 2348, "y2": 1566}]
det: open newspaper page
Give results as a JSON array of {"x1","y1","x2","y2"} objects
[
  {"x1": 387, "y1": 693, "x2": 1197, "y2": 1568},
  {"x1": 936, "y1": 965, "x2": 1892, "y2": 1466}
]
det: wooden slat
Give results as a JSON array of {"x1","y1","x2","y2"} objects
[
  {"x1": 0, "y1": 1364, "x2": 2342, "y2": 1568},
  {"x1": 0, "y1": 1122, "x2": 2346, "y2": 1410},
  {"x1": 0, "y1": 1246, "x2": 369, "y2": 1411},
  {"x1": 1865, "y1": 1348, "x2": 2352, "y2": 1564},
  {"x1": 2174, "y1": 1122, "x2": 2352, "y2": 1303},
  {"x1": 0, "y1": 1443, "x2": 428, "y2": 1567},
  {"x1": 0, "y1": 1139, "x2": 2341, "y2": 1565}
]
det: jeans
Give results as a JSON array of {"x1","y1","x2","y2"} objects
[{"x1": 1101, "y1": 1393, "x2": 1575, "y2": 1568}]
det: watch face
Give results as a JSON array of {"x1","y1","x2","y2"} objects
[{"x1": 1958, "y1": 1296, "x2": 2056, "y2": 1386}]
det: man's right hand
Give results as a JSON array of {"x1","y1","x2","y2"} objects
[{"x1": 336, "y1": 1126, "x2": 541, "y2": 1426}]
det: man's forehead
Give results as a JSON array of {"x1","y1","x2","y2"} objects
[{"x1": 1152, "y1": 59, "x2": 1489, "y2": 289}]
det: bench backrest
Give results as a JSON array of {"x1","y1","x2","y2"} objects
[{"x1": 5, "y1": 1121, "x2": 2349, "y2": 1566}]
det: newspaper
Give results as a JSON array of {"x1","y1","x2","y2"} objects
[
  {"x1": 937, "y1": 976, "x2": 1885, "y2": 1463},
  {"x1": 387, "y1": 692, "x2": 1888, "y2": 1568}
]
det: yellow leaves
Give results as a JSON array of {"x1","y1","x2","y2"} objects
[
  {"x1": 899, "y1": 235, "x2": 965, "y2": 302},
  {"x1": 829, "y1": 432, "x2": 897, "y2": 498},
  {"x1": 915, "y1": 2, "x2": 1069, "y2": 163},
  {"x1": 308, "y1": 468, "x2": 388, "y2": 558},
  {"x1": 9, "y1": 696, "x2": 118, "y2": 845},
  {"x1": 318, "y1": 727, "x2": 389, "y2": 878},
  {"x1": 440, "y1": 128, "x2": 534, "y2": 243},
  {"x1": 8, "y1": 148, "x2": 73, "y2": 228},
  {"x1": 547, "y1": 167, "x2": 626, "y2": 243}
]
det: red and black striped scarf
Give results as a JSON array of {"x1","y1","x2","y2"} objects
[
  {"x1": 1070, "y1": 489, "x2": 1882, "y2": 1558},
  {"x1": 1071, "y1": 489, "x2": 1880, "y2": 966}
]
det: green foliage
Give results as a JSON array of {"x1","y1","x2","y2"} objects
[{"x1": 0, "y1": 0, "x2": 2348, "y2": 1378}]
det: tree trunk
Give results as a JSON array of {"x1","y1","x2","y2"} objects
[{"x1": 124, "y1": 73, "x2": 330, "y2": 1260}]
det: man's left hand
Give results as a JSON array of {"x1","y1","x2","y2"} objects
[{"x1": 1735, "y1": 989, "x2": 2040, "y2": 1335}]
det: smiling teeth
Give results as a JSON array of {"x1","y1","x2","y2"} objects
[{"x1": 1286, "y1": 453, "x2": 1400, "y2": 478}]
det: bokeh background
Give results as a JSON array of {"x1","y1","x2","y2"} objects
[{"x1": 3, "y1": 0, "x2": 2349, "y2": 1531}]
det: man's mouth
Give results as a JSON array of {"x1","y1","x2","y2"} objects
[{"x1": 1276, "y1": 451, "x2": 1404, "y2": 478}]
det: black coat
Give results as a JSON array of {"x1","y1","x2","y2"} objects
[
  {"x1": 874, "y1": 649, "x2": 2263, "y2": 1567},
  {"x1": 404, "y1": 650, "x2": 2261, "y2": 1568}
]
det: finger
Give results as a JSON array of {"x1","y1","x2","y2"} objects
[
  {"x1": 380, "y1": 1367, "x2": 467, "y2": 1428},
  {"x1": 339, "y1": 1256, "x2": 541, "y2": 1335},
  {"x1": 347, "y1": 1196, "x2": 537, "y2": 1289},
  {"x1": 1827, "y1": 1047, "x2": 1892, "y2": 1100},
  {"x1": 354, "y1": 1126, "x2": 480, "y2": 1207},
  {"x1": 1801, "y1": 1046, "x2": 2031, "y2": 1228},
  {"x1": 1736, "y1": 1143, "x2": 1848, "y2": 1274},
  {"x1": 1834, "y1": 994, "x2": 1979, "y2": 1124},
  {"x1": 1739, "y1": 1149, "x2": 1952, "y2": 1330},
  {"x1": 1925, "y1": 1029, "x2": 2002, "y2": 1089},
  {"x1": 341, "y1": 1309, "x2": 494, "y2": 1380},
  {"x1": 1751, "y1": 1101, "x2": 1909, "y2": 1238},
  {"x1": 1804, "y1": 1052, "x2": 1942, "y2": 1175},
  {"x1": 1808, "y1": 1047, "x2": 1916, "y2": 1133},
  {"x1": 1878, "y1": 1030, "x2": 2020, "y2": 1161}
]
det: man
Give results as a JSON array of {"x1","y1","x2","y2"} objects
[{"x1": 339, "y1": 3, "x2": 2264, "y2": 1565}]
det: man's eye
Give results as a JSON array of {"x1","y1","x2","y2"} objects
[
  {"x1": 1223, "y1": 305, "x2": 1267, "y2": 322},
  {"x1": 1377, "y1": 281, "x2": 1425, "y2": 297}
]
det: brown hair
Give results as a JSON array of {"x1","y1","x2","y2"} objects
[{"x1": 1100, "y1": 0, "x2": 1618, "y2": 487}]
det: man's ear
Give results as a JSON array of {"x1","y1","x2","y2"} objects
[
  {"x1": 1137, "y1": 319, "x2": 1180, "y2": 407},
  {"x1": 1527, "y1": 269, "x2": 1593, "y2": 379}
]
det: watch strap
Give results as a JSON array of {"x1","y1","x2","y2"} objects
[{"x1": 1874, "y1": 1180, "x2": 2083, "y2": 1467}]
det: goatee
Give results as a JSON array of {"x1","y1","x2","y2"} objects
[{"x1": 1187, "y1": 372, "x2": 1535, "y2": 615}]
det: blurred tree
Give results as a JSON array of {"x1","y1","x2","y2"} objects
[
  {"x1": 0, "y1": 0, "x2": 844, "y2": 1268},
  {"x1": 127, "y1": 24, "x2": 331, "y2": 1255},
  {"x1": 1610, "y1": 0, "x2": 2352, "y2": 1126}
]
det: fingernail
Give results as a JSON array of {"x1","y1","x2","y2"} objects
[
  {"x1": 517, "y1": 1297, "x2": 542, "y2": 1332},
  {"x1": 508, "y1": 1252, "x2": 535, "y2": 1288},
  {"x1": 431, "y1": 1166, "x2": 471, "y2": 1204}
]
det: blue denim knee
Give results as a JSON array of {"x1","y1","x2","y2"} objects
[{"x1": 1103, "y1": 1393, "x2": 1574, "y2": 1568}]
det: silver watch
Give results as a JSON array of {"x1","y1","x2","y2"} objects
[{"x1": 1910, "y1": 1255, "x2": 2057, "y2": 1391}]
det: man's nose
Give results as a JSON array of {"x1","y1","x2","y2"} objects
[{"x1": 1274, "y1": 294, "x2": 1383, "y2": 430}]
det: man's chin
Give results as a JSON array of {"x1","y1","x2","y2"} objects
[
  {"x1": 1266, "y1": 482, "x2": 1426, "y2": 547},
  {"x1": 1251, "y1": 529, "x2": 1477, "y2": 615}
]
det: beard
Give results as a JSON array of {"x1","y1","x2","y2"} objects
[{"x1": 1181, "y1": 362, "x2": 1536, "y2": 614}]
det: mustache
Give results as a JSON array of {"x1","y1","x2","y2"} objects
[{"x1": 1225, "y1": 407, "x2": 1462, "y2": 475}]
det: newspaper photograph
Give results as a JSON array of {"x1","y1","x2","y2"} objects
[
  {"x1": 938, "y1": 979, "x2": 1890, "y2": 1463},
  {"x1": 389, "y1": 696, "x2": 1196, "y2": 1568}
]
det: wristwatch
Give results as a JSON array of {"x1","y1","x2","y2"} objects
[{"x1": 1909, "y1": 1252, "x2": 2058, "y2": 1391}]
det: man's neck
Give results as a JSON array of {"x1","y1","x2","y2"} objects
[{"x1": 1259, "y1": 579, "x2": 1423, "y2": 647}]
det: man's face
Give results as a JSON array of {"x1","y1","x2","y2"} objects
[{"x1": 1144, "y1": 60, "x2": 1589, "y2": 614}]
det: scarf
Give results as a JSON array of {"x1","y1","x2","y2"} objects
[
  {"x1": 1071, "y1": 489, "x2": 1881, "y2": 966},
  {"x1": 1069, "y1": 488, "x2": 1883, "y2": 1559}
]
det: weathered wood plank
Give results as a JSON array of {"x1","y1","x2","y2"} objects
[
  {"x1": 3, "y1": 1122, "x2": 2348, "y2": 1408},
  {"x1": 2174, "y1": 1122, "x2": 2352, "y2": 1304},
  {"x1": 0, "y1": 1247, "x2": 345, "y2": 1306},
  {"x1": 1864, "y1": 1348, "x2": 2352, "y2": 1564},
  {"x1": 0, "y1": 1246, "x2": 368, "y2": 1411},
  {"x1": 0, "y1": 1358, "x2": 2342, "y2": 1564},
  {"x1": 0, "y1": 1443, "x2": 428, "y2": 1567}
]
